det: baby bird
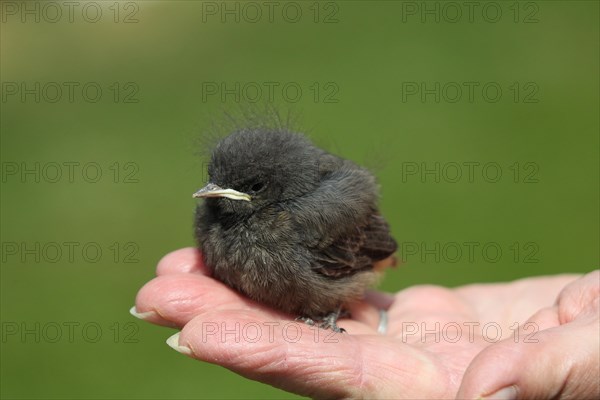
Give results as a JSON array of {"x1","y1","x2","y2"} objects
[{"x1": 193, "y1": 128, "x2": 397, "y2": 332}]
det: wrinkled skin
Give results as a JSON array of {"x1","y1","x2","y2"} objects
[{"x1": 134, "y1": 247, "x2": 599, "y2": 399}]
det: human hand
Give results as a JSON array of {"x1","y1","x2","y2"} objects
[
  {"x1": 457, "y1": 269, "x2": 599, "y2": 399},
  {"x1": 132, "y1": 247, "x2": 595, "y2": 399}
]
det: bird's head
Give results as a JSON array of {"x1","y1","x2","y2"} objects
[{"x1": 193, "y1": 129, "x2": 326, "y2": 216}]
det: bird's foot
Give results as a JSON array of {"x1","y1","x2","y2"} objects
[
  {"x1": 318, "y1": 312, "x2": 346, "y2": 333},
  {"x1": 296, "y1": 309, "x2": 348, "y2": 333}
]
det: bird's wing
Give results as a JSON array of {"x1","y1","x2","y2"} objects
[{"x1": 311, "y1": 213, "x2": 398, "y2": 279}]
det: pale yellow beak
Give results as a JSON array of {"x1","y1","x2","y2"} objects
[{"x1": 192, "y1": 183, "x2": 251, "y2": 202}]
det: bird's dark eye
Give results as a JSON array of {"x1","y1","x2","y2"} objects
[{"x1": 250, "y1": 182, "x2": 265, "y2": 193}]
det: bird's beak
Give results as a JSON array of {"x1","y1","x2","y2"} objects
[{"x1": 192, "y1": 183, "x2": 251, "y2": 202}]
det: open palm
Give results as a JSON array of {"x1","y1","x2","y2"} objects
[{"x1": 134, "y1": 248, "x2": 589, "y2": 399}]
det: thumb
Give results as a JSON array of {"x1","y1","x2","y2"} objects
[{"x1": 456, "y1": 312, "x2": 599, "y2": 399}]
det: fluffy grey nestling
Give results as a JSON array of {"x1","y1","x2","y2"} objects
[{"x1": 194, "y1": 126, "x2": 397, "y2": 332}]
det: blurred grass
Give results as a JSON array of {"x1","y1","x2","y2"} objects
[{"x1": 1, "y1": 1, "x2": 598, "y2": 399}]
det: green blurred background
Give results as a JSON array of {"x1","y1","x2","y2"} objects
[{"x1": 1, "y1": 1, "x2": 598, "y2": 398}]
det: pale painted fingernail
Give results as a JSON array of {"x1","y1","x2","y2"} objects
[
  {"x1": 166, "y1": 332, "x2": 193, "y2": 356},
  {"x1": 482, "y1": 385, "x2": 518, "y2": 400},
  {"x1": 129, "y1": 306, "x2": 158, "y2": 320}
]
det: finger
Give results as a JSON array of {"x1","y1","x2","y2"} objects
[
  {"x1": 169, "y1": 309, "x2": 450, "y2": 399},
  {"x1": 522, "y1": 306, "x2": 560, "y2": 332},
  {"x1": 457, "y1": 316, "x2": 600, "y2": 399},
  {"x1": 344, "y1": 291, "x2": 395, "y2": 334},
  {"x1": 135, "y1": 270, "x2": 378, "y2": 334},
  {"x1": 175, "y1": 310, "x2": 361, "y2": 399},
  {"x1": 156, "y1": 247, "x2": 208, "y2": 276},
  {"x1": 345, "y1": 301, "x2": 382, "y2": 334},
  {"x1": 133, "y1": 273, "x2": 276, "y2": 328},
  {"x1": 557, "y1": 270, "x2": 600, "y2": 324},
  {"x1": 456, "y1": 274, "x2": 581, "y2": 326},
  {"x1": 364, "y1": 290, "x2": 395, "y2": 310}
]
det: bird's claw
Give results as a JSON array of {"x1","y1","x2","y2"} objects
[
  {"x1": 296, "y1": 310, "x2": 347, "y2": 333},
  {"x1": 318, "y1": 312, "x2": 346, "y2": 333}
]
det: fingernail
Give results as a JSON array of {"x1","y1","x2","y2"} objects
[
  {"x1": 129, "y1": 306, "x2": 158, "y2": 320},
  {"x1": 166, "y1": 332, "x2": 193, "y2": 356},
  {"x1": 482, "y1": 385, "x2": 518, "y2": 400}
]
